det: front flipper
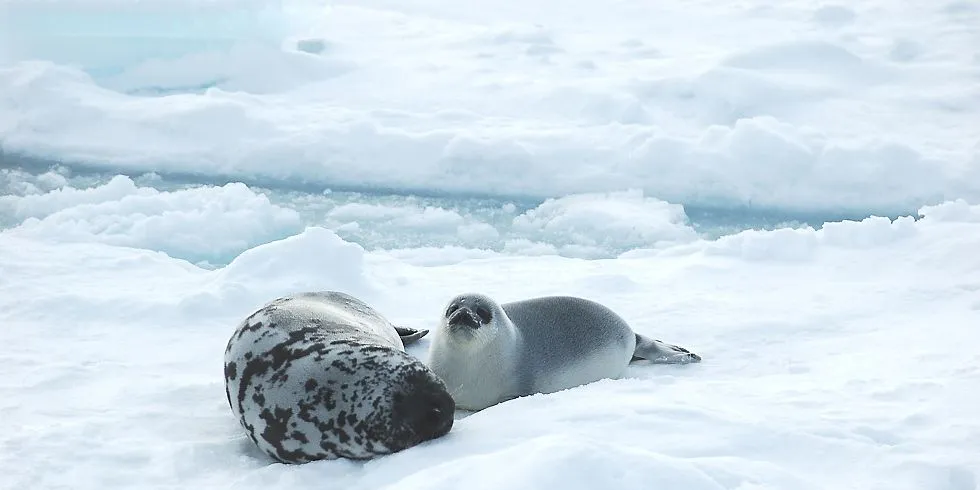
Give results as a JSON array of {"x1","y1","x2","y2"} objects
[
  {"x1": 395, "y1": 326, "x2": 429, "y2": 345},
  {"x1": 632, "y1": 334, "x2": 702, "y2": 364}
]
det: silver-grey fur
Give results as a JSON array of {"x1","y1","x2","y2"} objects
[
  {"x1": 223, "y1": 291, "x2": 455, "y2": 464},
  {"x1": 426, "y1": 293, "x2": 701, "y2": 411}
]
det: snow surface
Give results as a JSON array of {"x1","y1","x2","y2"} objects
[
  {"x1": 3, "y1": 209, "x2": 980, "y2": 489},
  {"x1": 2, "y1": 0, "x2": 980, "y2": 488}
]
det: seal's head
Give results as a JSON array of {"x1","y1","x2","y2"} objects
[{"x1": 438, "y1": 293, "x2": 508, "y2": 341}]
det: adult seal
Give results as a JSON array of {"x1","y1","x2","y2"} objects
[
  {"x1": 426, "y1": 293, "x2": 701, "y2": 411},
  {"x1": 223, "y1": 291, "x2": 455, "y2": 464}
]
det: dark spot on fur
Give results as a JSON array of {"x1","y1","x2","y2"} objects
[
  {"x1": 320, "y1": 439, "x2": 339, "y2": 455},
  {"x1": 336, "y1": 429, "x2": 350, "y2": 443},
  {"x1": 331, "y1": 359, "x2": 356, "y2": 375},
  {"x1": 292, "y1": 430, "x2": 310, "y2": 444},
  {"x1": 225, "y1": 362, "x2": 238, "y2": 381},
  {"x1": 305, "y1": 379, "x2": 317, "y2": 392},
  {"x1": 259, "y1": 407, "x2": 307, "y2": 463},
  {"x1": 270, "y1": 370, "x2": 290, "y2": 383},
  {"x1": 235, "y1": 318, "x2": 266, "y2": 342}
]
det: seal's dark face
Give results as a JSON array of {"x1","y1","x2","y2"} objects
[
  {"x1": 444, "y1": 297, "x2": 493, "y2": 331},
  {"x1": 282, "y1": 345, "x2": 455, "y2": 461},
  {"x1": 384, "y1": 364, "x2": 456, "y2": 451}
]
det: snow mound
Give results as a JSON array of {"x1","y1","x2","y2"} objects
[
  {"x1": 819, "y1": 216, "x2": 919, "y2": 248},
  {"x1": 512, "y1": 190, "x2": 698, "y2": 257},
  {"x1": 180, "y1": 227, "x2": 379, "y2": 319},
  {"x1": 620, "y1": 211, "x2": 926, "y2": 262},
  {"x1": 918, "y1": 199, "x2": 980, "y2": 223},
  {"x1": 387, "y1": 435, "x2": 725, "y2": 490},
  {"x1": 721, "y1": 40, "x2": 891, "y2": 82},
  {"x1": 699, "y1": 215, "x2": 918, "y2": 261},
  {"x1": 220, "y1": 226, "x2": 368, "y2": 287},
  {"x1": 0, "y1": 175, "x2": 304, "y2": 266},
  {"x1": 627, "y1": 116, "x2": 962, "y2": 214},
  {"x1": 0, "y1": 166, "x2": 69, "y2": 201},
  {"x1": 326, "y1": 201, "x2": 506, "y2": 252},
  {"x1": 329, "y1": 202, "x2": 467, "y2": 234},
  {"x1": 703, "y1": 226, "x2": 822, "y2": 262},
  {"x1": 319, "y1": 190, "x2": 698, "y2": 259},
  {"x1": 377, "y1": 245, "x2": 503, "y2": 267}
]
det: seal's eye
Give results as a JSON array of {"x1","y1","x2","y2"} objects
[{"x1": 474, "y1": 306, "x2": 492, "y2": 323}]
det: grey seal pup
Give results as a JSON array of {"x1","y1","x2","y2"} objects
[
  {"x1": 223, "y1": 291, "x2": 455, "y2": 464},
  {"x1": 426, "y1": 293, "x2": 701, "y2": 411}
]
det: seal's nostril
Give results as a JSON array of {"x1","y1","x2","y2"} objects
[
  {"x1": 448, "y1": 308, "x2": 480, "y2": 329},
  {"x1": 427, "y1": 407, "x2": 443, "y2": 425}
]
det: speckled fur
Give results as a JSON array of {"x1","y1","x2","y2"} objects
[{"x1": 224, "y1": 291, "x2": 454, "y2": 464}]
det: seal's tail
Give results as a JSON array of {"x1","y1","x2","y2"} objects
[{"x1": 631, "y1": 334, "x2": 702, "y2": 364}]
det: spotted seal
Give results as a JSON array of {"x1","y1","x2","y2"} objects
[
  {"x1": 223, "y1": 291, "x2": 455, "y2": 463},
  {"x1": 426, "y1": 293, "x2": 701, "y2": 411}
]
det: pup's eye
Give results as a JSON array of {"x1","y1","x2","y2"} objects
[{"x1": 475, "y1": 306, "x2": 492, "y2": 323}]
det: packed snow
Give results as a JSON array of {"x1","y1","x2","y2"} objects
[
  {"x1": 3, "y1": 210, "x2": 980, "y2": 489},
  {"x1": 1, "y1": 0, "x2": 979, "y2": 488}
]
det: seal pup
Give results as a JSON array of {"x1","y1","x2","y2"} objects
[
  {"x1": 426, "y1": 293, "x2": 701, "y2": 411},
  {"x1": 223, "y1": 291, "x2": 455, "y2": 464}
]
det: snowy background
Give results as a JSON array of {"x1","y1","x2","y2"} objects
[{"x1": 1, "y1": 0, "x2": 979, "y2": 488}]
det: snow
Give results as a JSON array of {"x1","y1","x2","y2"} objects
[
  {"x1": 2, "y1": 209, "x2": 979, "y2": 489},
  {"x1": 510, "y1": 190, "x2": 698, "y2": 256},
  {"x1": 1, "y1": 174, "x2": 698, "y2": 262},
  {"x1": 0, "y1": 0, "x2": 295, "y2": 80},
  {"x1": 0, "y1": 175, "x2": 304, "y2": 266},
  {"x1": 2, "y1": 0, "x2": 980, "y2": 488},
  {"x1": 2, "y1": 0, "x2": 979, "y2": 215}
]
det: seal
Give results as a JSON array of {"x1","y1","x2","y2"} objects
[
  {"x1": 223, "y1": 291, "x2": 455, "y2": 464},
  {"x1": 425, "y1": 293, "x2": 701, "y2": 411}
]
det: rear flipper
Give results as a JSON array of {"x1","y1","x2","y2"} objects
[
  {"x1": 632, "y1": 334, "x2": 702, "y2": 364},
  {"x1": 395, "y1": 326, "x2": 429, "y2": 345}
]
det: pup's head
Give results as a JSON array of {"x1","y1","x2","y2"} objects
[{"x1": 438, "y1": 292, "x2": 506, "y2": 341}]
